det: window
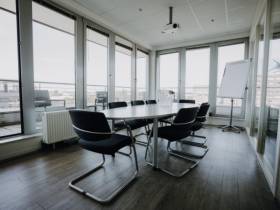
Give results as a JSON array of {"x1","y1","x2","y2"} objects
[
  {"x1": 216, "y1": 43, "x2": 245, "y2": 116},
  {"x1": 0, "y1": 0, "x2": 23, "y2": 137},
  {"x1": 185, "y1": 47, "x2": 210, "y2": 103},
  {"x1": 253, "y1": 15, "x2": 265, "y2": 137},
  {"x1": 263, "y1": 12, "x2": 280, "y2": 170},
  {"x1": 32, "y1": 1, "x2": 75, "y2": 122},
  {"x1": 136, "y1": 50, "x2": 148, "y2": 100},
  {"x1": 86, "y1": 27, "x2": 108, "y2": 107},
  {"x1": 115, "y1": 38, "x2": 132, "y2": 102},
  {"x1": 159, "y1": 53, "x2": 179, "y2": 100}
]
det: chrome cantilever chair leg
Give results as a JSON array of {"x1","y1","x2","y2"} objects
[
  {"x1": 168, "y1": 139, "x2": 209, "y2": 159},
  {"x1": 180, "y1": 131, "x2": 207, "y2": 148},
  {"x1": 134, "y1": 126, "x2": 150, "y2": 146},
  {"x1": 161, "y1": 141, "x2": 199, "y2": 177},
  {"x1": 117, "y1": 145, "x2": 132, "y2": 156},
  {"x1": 144, "y1": 127, "x2": 154, "y2": 161},
  {"x1": 144, "y1": 136, "x2": 199, "y2": 178},
  {"x1": 123, "y1": 120, "x2": 148, "y2": 147},
  {"x1": 69, "y1": 145, "x2": 138, "y2": 204}
]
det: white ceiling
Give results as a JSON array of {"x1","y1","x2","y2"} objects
[{"x1": 57, "y1": 0, "x2": 260, "y2": 49}]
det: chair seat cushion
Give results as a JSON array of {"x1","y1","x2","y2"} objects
[
  {"x1": 191, "y1": 121, "x2": 203, "y2": 131},
  {"x1": 149, "y1": 126, "x2": 191, "y2": 141},
  {"x1": 79, "y1": 134, "x2": 132, "y2": 155}
]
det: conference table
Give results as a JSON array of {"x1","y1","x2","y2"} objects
[{"x1": 101, "y1": 103, "x2": 198, "y2": 169}]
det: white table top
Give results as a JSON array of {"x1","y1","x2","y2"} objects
[{"x1": 101, "y1": 103, "x2": 198, "y2": 120}]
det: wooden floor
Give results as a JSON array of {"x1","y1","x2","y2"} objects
[{"x1": 0, "y1": 127, "x2": 279, "y2": 210}]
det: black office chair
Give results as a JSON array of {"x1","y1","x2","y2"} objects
[
  {"x1": 145, "y1": 99, "x2": 173, "y2": 125},
  {"x1": 145, "y1": 100, "x2": 157, "y2": 104},
  {"x1": 145, "y1": 107, "x2": 202, "y2": 177},
  {"x1": 68, "y1": 110, "x2": 138, "y2": 203},
  {"x1": 108, "y1": 101, "x2": 149, "y2": 146},
  {"x1": 180, "y1": 103, "x2": 210, "y2": 156},
  {"x1": 131, "y1": 100, "x2": 145, "y2": 106},
  {"x1": 130, "y1": 100, "x2": 153, "y2": 145},
  {"x1": 179, "y1": 99, "x2": 195, "y2": 104},
  {"x1": 191, "y1": 102, "x2": 210, "y2": 138},
  {"x1": 108, "y1": 102, "x2": 129, "y2": 131}
]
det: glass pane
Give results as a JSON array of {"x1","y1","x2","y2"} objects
[
  {"x1": 254, "y1": 16, "x2": 265, "y2": 137},
  {"x1": 86, "y1": 28, "x2": 108, "y2": 108},
  {"x1": 216, "y1": 43, "x2": 245, "y2": 116},
  {"x1": 33, "y1": 2, "x2": 75, "y2": 128},
  {"x1": 115, "y1": 42, "x2": 132, "y2": 102},
  {"x1": 136, "y1": 50, "x2": 148, "y2": 100},
  {"x1": 185, "y1": 48, "x2": 210, "y2": 104},
  {"x1": 159, "y1": 53, "x2": 179, "y2": 101},
  {"x1": 264, "y1": 0, "x2": 280, "y2": 170},
  {"x1": 0, "y1": 2, "x2": 22, "y2": 137}
]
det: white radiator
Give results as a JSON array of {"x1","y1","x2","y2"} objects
[{"x1": 42, "y1": 110, "x2": 77, "y2": 144}]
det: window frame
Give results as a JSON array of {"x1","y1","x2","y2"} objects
[
  {"x1": 214, "y1": 40, "x2": 248, "y2": 118},
  {"x1": 185, "y1": 46, "x2": 211, "y2": 104},
  {"x1": 32, "y1": 0, "x2": 77, "y2": 109},
  {"x1": 0, "y1": 0, "x2": 24, "y2": 139},
  {"x1": 136, "y1": 48, "x2": 149, "y2": 100},
  {"x1": 85, "y1": 25, "x2": 110, "y2": 108},
  {"x1": 114, "y1": 39, "x2": 133, "y2": 102},
  {"x1": 157, "y1": 51, "x2": 180, "y2": 100}
]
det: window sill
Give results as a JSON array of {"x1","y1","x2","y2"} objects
[{"x1": 0, "y1": 133, "x2": 42, "y2": 145}]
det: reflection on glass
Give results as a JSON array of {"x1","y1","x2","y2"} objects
[
  {"x1": 185, "y1": 48, "x2": 210, "y2": 104},
  {"x1": 136, "y1": 50, "x2": 148, "y2": 100},
  {"x1": 0, "y1": 1, "x2": 22, "y2": 137},
  {"x1": 86, "y1": 28, "x2": 108, "y2": 108},
  {"x1": 159, "y1": 53, "x2": 179, "y2": 100},
  {"x1": 115, "y1": 42, "x2": 132, "y2": 102},
  {"x1": 254, "y1": 17, "x2": 265, "y2": 137},
  {"x1": 216, "y1": 43, "x2": 245, "y2": 116},
  {"x1": 263, "y1": 5, "x2": 280, "y2": 170}
]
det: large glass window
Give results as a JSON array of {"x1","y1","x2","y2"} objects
[
  {"x1": 216, "y1": 43, "x2": 245, "y2": 116},
  {"x1": 254, "y1": 16, "x2": 265, "y2": 137},
  {"x1": 115, "y1": 38, "x2": 132, "y2": 102},
  {"x1": 159, "y1": 53, "x2": 179, "y2": 100},
  {"x1": 136, "y1": 50, "x2": 148, "y2": 100},
  {"x1": 86, "y1": 27, "x2": 108, "y2": 108},
  {"x1": 263, "y1": 7, "x2": 280, "y2": 170},
  {"x1": 185, "y1": 47, "x2": 210, "y2": 103},
  {"x1": 0, "y1": 1, "x2": 22, "y2": 137},
  {"x1": 32, "y1": 1, "x2": 75, "y2": 123}
]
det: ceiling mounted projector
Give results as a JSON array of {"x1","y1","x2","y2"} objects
[{"x1": 162, "y1": 7, "x2": 180, "y2": 34}]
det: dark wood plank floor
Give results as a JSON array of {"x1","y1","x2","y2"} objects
[{"x1": 0, "y1": 127, "x2": 279, "y2": 210}]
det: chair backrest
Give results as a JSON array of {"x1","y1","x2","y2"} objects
[
  {"x1": 131, "y1": 100, "x2": 145, "y2": 106},
  {"x1": 179, "y1": 99, "x2": 196, "y2": 104},
  {"x1": 108, "y1": 101, "x2": 127, "y2": 109},
  {"x1": 173, "y1": 107, "x2": 198, "y2": 130},
  {"x1": 146, "y1": 100, "x2": 157, "y2": 104},
  {"x1": 69, "y1": 110, "x2": 111, "y2": 141},
  {"x1": 196, "y1": 103, "x2": 210, "y2": 122}
]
